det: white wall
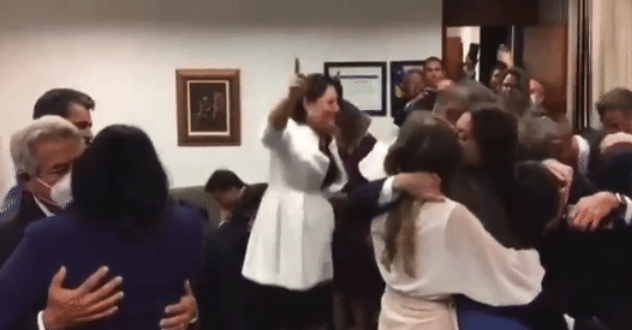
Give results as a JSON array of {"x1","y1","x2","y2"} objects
[{"x1": 0, "y1": 0, "x2": 442, "y2": 189}]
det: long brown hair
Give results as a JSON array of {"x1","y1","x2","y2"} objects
[
  {"x1": 381, "y1": 122, "x2": 461, "y2": 277},
  {"x1": 335, "y1": 99, "x2": 371, "y2": 153}
]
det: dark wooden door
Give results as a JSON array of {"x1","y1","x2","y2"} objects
[
  {"x1": 522, "y1": 24, "x2": 568, "y2": 117},
  {"x1": 444, "y1": 37, "x2": 464, "y2": 81}
]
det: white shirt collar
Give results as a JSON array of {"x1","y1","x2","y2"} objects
[
  {"x1": 33, "y1": 197, "x2": 55, "y2": 218},
  {"x1": 574, "y1": 135, "x2": 591, "y2": 175}
]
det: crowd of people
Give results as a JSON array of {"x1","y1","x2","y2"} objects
[{"x1": 1, "y1": 56, "x2": 632, "y2": 330}]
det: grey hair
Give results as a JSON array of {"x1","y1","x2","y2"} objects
[
  {"x1": 10, "y1": 115, "x2": 84, "y2": 176},
  {"x1": 519, "y1": 116, "x2": 572, "y2": 160},
  {"x1": 433, "y1": 80, "x2": 498, "y2": 118}
]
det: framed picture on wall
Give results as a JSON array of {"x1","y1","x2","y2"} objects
[
  {"x1": 324, "y1": 62, "x2": 387, "y2": 116},
  {"x1": 390, "y1": 60, "x2": 426, "y2": 118},
  {"x1": 176, "y1": 69, "x2": 241, "y2": 146}
]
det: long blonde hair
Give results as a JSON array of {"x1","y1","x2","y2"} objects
[{"x1": 381, "y1": 198, "x2": 423, "y2": 277}]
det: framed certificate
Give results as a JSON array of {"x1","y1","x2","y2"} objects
[{"x1": 324, "y1": 62, "x2": 387, "y2": 116}]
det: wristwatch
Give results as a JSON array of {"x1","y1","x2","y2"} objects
[{"x1": 613, "y1": 193, "x2": 628, "y2": 225}]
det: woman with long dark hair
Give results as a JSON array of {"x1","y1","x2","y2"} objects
[
  {"x1": 453, "y1": 106, "x2": 561, "y2": 330},
  {"x1": 499, "y1": 67, "x2": 532, "y2": 122},
  {"x1": 242, "y1": 74, "x2": 347, "y2": 330},
  {"x1": 0, "y1": 125, "x2": 207, "y2": 329},
  {"x1": 453, "y1": 105, "x2": 523, "y2": 247},
  {"x1": 372, "y1": 121, "x2": 548, "y2": 330}
]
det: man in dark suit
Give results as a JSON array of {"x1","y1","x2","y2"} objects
[
  {"x1": 205, "y1": 169, "x2": 267, "y2": 227},
  {"x1": 595, "y1": 88, "x2": 632, "y2": 134},
  {"x1": 0, "y1": 116, "x2": 85, "y2": 266},
  {"x1": 393, "y1": 57, "x2": 447, "y2": 127},
  {"x1": 0, "y1": 116, "x2": 123, "y2": 330},
  {"x1": 0, "y1": 90, "x2": 121, "y2": 330},
  {"x1": 1, "y1": 89, "x2": 96, "y2": 219},
  {"x1": 2, "y1": 117, "x2": 197, "y2": 330},
  {"x1": 198, "y1": 183, "x2": 268, "y2": 330}
]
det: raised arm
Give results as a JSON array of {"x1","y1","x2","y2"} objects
[{"x1": 268, "y1": 75, "x2": 306, "y2": 131}]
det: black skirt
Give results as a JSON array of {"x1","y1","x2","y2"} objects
[{"x1": 245, "y1": 280, "x2": 333, "y2": 328}]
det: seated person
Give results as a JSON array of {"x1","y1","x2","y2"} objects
[
  {"x1": 204, "y1": 170, "x2": 266, "y2": 226},
  {"x1": 198, "y1": 184, "x2": 267, "y2": 330}
]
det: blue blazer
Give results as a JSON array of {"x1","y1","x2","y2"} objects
[{"x1": 0, "y1": 202, "x2": 207, "y2": 330}]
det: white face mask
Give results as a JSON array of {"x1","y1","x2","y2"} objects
[
  {"x1": 531, "y1": 94, "x2": 543, "y2": 106},
  {"x1": 50, "y1": 171, "x2": 73, "y2": 209}
]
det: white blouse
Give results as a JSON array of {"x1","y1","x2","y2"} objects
[
  {"x1": 242, "y1": 119, "x2": 347, "y2": 290},
  {"x1": 358, "y1": 137, "x2": 390, "y2": 181},
  {"x1": 371, "y1": 198, "x2": 545, "y2": 306}
]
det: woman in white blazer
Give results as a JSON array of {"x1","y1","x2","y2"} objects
[{"x1": 242, "y1": 73, "x2": 347, "y2": 330}]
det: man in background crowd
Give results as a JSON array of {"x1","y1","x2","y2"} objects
[
  {"x1": 32, "y1": 89, "x2": 95, "y2": 145},
  {"x1": 1, "y1": 89, "x2": 96, "y2": 214},
  {"x1": 596, "y1": 88, "x2": 632, "y2": 134},
  {"x1": 392, "y1": 69, "x2": 425, "y2": 121},
  {"x1": 530, "y1": 79, "x2": 545, "y2": 107},
  {"x1": 422, "y1": 56, "x2": 445, "y2": 89},
  {"x1": 394, "y1": 57, "x2": 448, "y2": 127},
  {"x1": 489, "y1": 61, "x2": 508, "y2": 93},
  {"x1": 500, "y1": 67, "x2": 532, "y2": 120},
  {"x1": 205, "y1": 169, "x2": 267, "y2": 227},
  {"x1": 529, "y1": 79, "x2": 550, "y2": 117}
]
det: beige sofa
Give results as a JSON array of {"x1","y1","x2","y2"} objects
[{"x1": 169, "y1": 186, "x2": 221, "y2": 228}]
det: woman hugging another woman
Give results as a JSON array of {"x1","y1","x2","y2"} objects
[{"x1": 372, "y1": 109, "x2": 564, "y2": 330}]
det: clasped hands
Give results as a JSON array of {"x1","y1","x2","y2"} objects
[
  {"x1": 42, "y1": 266, "x2": 197, "y2": 330},
  {"x1": 542, "y1": 159, "x2": 620, "y2": 232}
]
